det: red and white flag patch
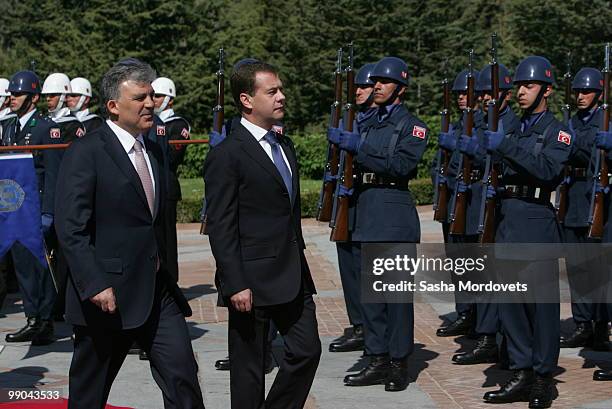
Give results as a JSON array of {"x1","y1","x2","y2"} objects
[
  {"x1": 181, "y1": 128, "x2": 190, "y2": 139},
  {"x1": 558, "y1": 130, "x2": 571, "y2": 146},
  {"x1": 76, "y1": 127, "x2": 85, "y2": 138},
  {"x1": 156, "y1": 125, "x2": 166, "y2": 136},
  {"x1": 412, "y1": 125, "x2": 426, "y2": 139},
  {"x1": 50, "y1": 128, "x2": 61, "y2": 139}
]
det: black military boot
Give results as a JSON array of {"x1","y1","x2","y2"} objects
[
  {"x1": 344, "y1": 355, "x2": 390, "y2": 386},
  {"x1": 385, "y1": 358, "x2": 409, "y2": 392},
  {"x1": 483, "y1": 369, "x2": 534, "y2": 403},
  {"x1": 452, "y1": 334, "x2": 498, "y2": 365},
  {"x1": 593, "y1": 369, "x2": 612, "y2": 381},
  {"x1": 592, "y1": 321, "x2": 610, "y2": 351},
  {"x1": 5, "y1": 317, "x2": 41, "y2": 343},
  {"x1": 329, "y1": 325, "x2": 364, "y2": 352},
  {"x1": 215, "y1": 357, "x2": 230, "y2": 371},
  {"x1": 559, "y1": 321, "x2": 593, "y2": 348},
  {"x1": 31, "y1": 320, "x2": 54, "y2": 346},
  {"x1": 528, "y1": 374, "x2": 554, "y2": 408},
  {"x1": 436, "y1": 312, "x2": 474, "y2": 337}
]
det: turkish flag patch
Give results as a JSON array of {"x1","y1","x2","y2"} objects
[
  {"x1": 181, "y1": 128, "x2": 190, "y2": 139},
  {"x1": 412, "y1": 125, "x2": 426, "y2": 139},
  {"x1": 50, "y1": 128, "x2": 61, "y2": 139},
  {"x1": 558, "y1": 130, "x2": 571, "y2": 145},
  {"x1": 156, "y1": 125, "x2": 166, "y2": 136},
  {"x1": 76, "y1": 127, "x2": 85, "y2": 138}
]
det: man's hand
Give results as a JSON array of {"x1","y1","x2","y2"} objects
[
  {"x1": 89, "y1": 287, "x2": 117, "y2": 313},
  {"x1": 230, "y1": 288, "x2": 253, "y2": 312}
]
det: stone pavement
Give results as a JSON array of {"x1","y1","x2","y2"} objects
[{"x1": 1, "y1": 205, "x2": 612, "y2": 408}]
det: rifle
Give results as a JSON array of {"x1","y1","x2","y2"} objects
[
  {"x1": 555, "y1": 51, "x2": 572, "y2": 223},
  {"x1": 478, "y1": 34, "x2": 500, "y2": 243},
  {"x1": 433, "y1": 73, "x2": 452, "y2": 222},
  {"x1": 200, "y1": 47, "x2": 225, "y2": 235},
  {"x1": 317, "y1": 48, "x2": 343, "y2": 222},
  {"x1": 330, "y1": 42, "x2": 356, "y2": 242},
  {"x1": 449, "y1": 50, "x2": 475, "y2": 235},
  {"x1": 588, "y1": 43, "x2": 610, "y2": 239}
]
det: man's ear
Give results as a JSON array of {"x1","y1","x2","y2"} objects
[
  {"x1": 31, "y1": 94, "x2": 40, "y2": 104},
  {"x1": 239, "y1": 92, "x2": 253, "y2": 110},
  {"x1": 543, "y1": 84, "x2": 553, "y2": 98},
  {"x1": 107, "y1": 99, "x2": 120, "y2": 116}
]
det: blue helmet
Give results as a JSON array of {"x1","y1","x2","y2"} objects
[
  {"x1": 452, "y1": 69, "x2": 480, "y2": 92},
  {"x1": 233, "y1": 58, "x2": 259, "y2": 71},
  {"x1": 513, "y1": 56, "x2": 555, "y2": 84},
  {"x1": 477, "y1": 63, "x2": 513, "y2": 92},
  {"x1": 572, "y1": 67, "x2": 603, "y2": 91},
  {"x1": 369, "y1": 57, "x2": 409, "y2": 86},
  {"x1": 355, "y1": 63, "x2": 376, "y2": 86},
  {"x1": 8, "y1": 70, "x2": 41, "y2": 94}
]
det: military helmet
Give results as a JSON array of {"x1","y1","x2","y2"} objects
[
  {"x1": 0, "y1": 78, "x2": 10, "y2": 97},
  {"x1": 513, "y1": 56, "x2": 555, "y2": 84},
  {"x1": 369, "y1": 57, "x2": 409, "y2": 86},
  {"x1": 70, "y1": 77, "x2": 93, "y2": 97},
  {"x1": 452, "y1": 69, "x2": 480, "y2": 92},
  {"x1": 8, "y1": 70, "x2": 41, "y2": 94},
  {"x1": 152, "y1": 77, "x2": 176, "y2": 98},
  {"x1": 42, "y1": 73, "x2": 72, "y2": 95},
  {"x1": 477, "y1": 63, "x2": 513, "y2": 92},
  {"x1": 355, "y1": 63, "x2": 376, "y2": 86},
  {"x1": 572, "y1": 67, "x2": 603, "y2": 91}
]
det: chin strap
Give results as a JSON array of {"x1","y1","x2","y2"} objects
[
  {"x1": 70, "y1": 95, "x2": 86, "y2": 113},
  {"x1": 524, "y1": 84, "x2": 548, "y2": 114},
  {"x1": 154, "y1": 95, "x2": 171, "y2": 114}
]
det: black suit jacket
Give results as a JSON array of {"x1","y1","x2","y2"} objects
[
  {"x1": 203, "y1": 120, "x2": 315, "y2": 307},
  {"x1": 55, "y1": 122, "x2": 191, "y2": 329}
]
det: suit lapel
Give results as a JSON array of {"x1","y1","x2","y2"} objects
[
  {"x1": 236, "y1": 123, "x2": 287, "y2": 192},
  {"x1": 101, "y1": 124, "x2": 151, "y2": 215}
]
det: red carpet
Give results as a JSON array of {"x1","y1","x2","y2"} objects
[{"x1": 0, "y1": 398, "x2": 133, "y2": 408}]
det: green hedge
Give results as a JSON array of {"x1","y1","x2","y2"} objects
[{"x1": 176, "y1": 178, "x2": 434, "y2": 223}]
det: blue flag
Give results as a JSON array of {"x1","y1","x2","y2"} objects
[{"x1": 0, "y1": 153, "x2": 46, "y2": 267}]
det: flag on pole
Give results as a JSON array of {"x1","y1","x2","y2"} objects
[{"x1": 0, "y1": 153, "x2": 46, "y2": 266}]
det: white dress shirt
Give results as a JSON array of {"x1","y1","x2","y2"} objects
[
  {"x1": 19, "y1": 109, "x2": 37, "y2": 129},
  {"x1": 240, "y1": 117, "x2": 292, "y2": 175},
  {"x1": 106, "y1": 119, "x2": 156, "y2": 195}
]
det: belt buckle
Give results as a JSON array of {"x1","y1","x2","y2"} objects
[{"x1": 362, "y1": 173, "x2": 375, "y2": 184}]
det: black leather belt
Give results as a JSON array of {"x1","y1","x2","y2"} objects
[
  {"x1": 572, "y1": 167, "x2": 587, "y2": 178},
  {"x1": 503, "y1": 185, "x2": 551, "y2": 203},
  {"x1": 361, "y1": 172, "x2": 408, "y2": 189}
]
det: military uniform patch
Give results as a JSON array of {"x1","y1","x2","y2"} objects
[
  {"x1": 76, "y1": 127, "x2": 85, "y2": 138},
  {"x1": 50, "y1": 128, "x2": 61, "y2": 139},
  {"x1": 156, "y1": 125, "x2": 166, "y2": 136},
  {"x1": 558, "y1": 130, "x2": 571, "y2": 145},
  {"x1": 412, "y1": 125, "x2": 426, "y2": 139},
  {"x1": 181, "y1": 128, "x2": 190, "y2": 139}
]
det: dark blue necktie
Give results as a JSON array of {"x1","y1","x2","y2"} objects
[{"x1": 264, "y1": 131, "x2": 293, "y2": 201}]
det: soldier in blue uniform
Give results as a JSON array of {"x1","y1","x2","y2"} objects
[
  {"x1": 341, "y1": 57, "x2": 429, "y2": 392},
  {"x1": 41, "y1": 73, "x2": 84, "y2": 142},
  {"x1": 67, "y1": 77, "x2": 104, "y2": 133},
  {"x1": 329, "y1": 62, "x2": 378, "y2": 353},
  {"x1": 558, "y1": 67, "x2": 610, "y2": 351},
  {"x1": 1, "y1": 70, "x2": 61, "y2": 345},
  {"x1": 482, "y1": 56, "x2": 572, "y2": 408},
  {"x1": 452, "y1": 63, "x2": 520, "y2": 365},
  {"x1": 435, "y1": 68, "x2": 484, "y2": 338}
]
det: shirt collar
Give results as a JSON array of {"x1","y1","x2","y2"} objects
[
  {"x1": 159, "y1": 108, "x2": 174, "y2": 122},
  {"x1": 75, "y1": 108, "x2": 90, "y2": 121},
  {"x1": 19, "y1": 109, "x2": 36, "y2": 129},
  {"x1": 106, "y1": 119, "x2": 146, "y2": 154},
  {"x1": 240, "y1": 117, "x2": 270, "y2": 142}
]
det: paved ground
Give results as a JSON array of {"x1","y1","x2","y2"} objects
[{"x1": 1, "y1": 205, "x2": 612, "y2": 408}]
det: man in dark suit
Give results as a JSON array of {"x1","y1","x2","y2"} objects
[
  {"x1": 204, "y1": 61, "x2": 321, "y2": 409},
  {"x1": 54, "y1": 58, "x2": 204, "y2": 409}
]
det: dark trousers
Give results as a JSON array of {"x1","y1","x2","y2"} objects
[
  {"x1": 362, "y1": 300, "x2": 414, "y2": 359},
  {"x1": 68, "y1": 289, "x2": 204, "y2": 409},
  {"x1": 165, "y1": 200, "x2": 179, "y2": 282},
  {"x1": 336, "y1": 242, "x2": 363, "y2": 326},
  {"x1": 476, "y1": 303, "x2": 500, "y2": 335},
  {"x1": 10, "y1": 242, "x2": 55, "y2": 320},
  {"x1": 228, "y1": 291, "x2": 321, "y2": 409},
  {"x1": 448, "y1": 233, "x2": 478, "y2": 315},
  {"x1": 498, "y1": 259, "x2": 560, "y2": 375},
  {"x1": 563, "y1": 226, "x2": 609, "y2": 323}
]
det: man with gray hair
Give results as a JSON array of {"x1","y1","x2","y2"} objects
[{"x1": 55, "y1": 58, "x2": 205, "y2": 409}]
